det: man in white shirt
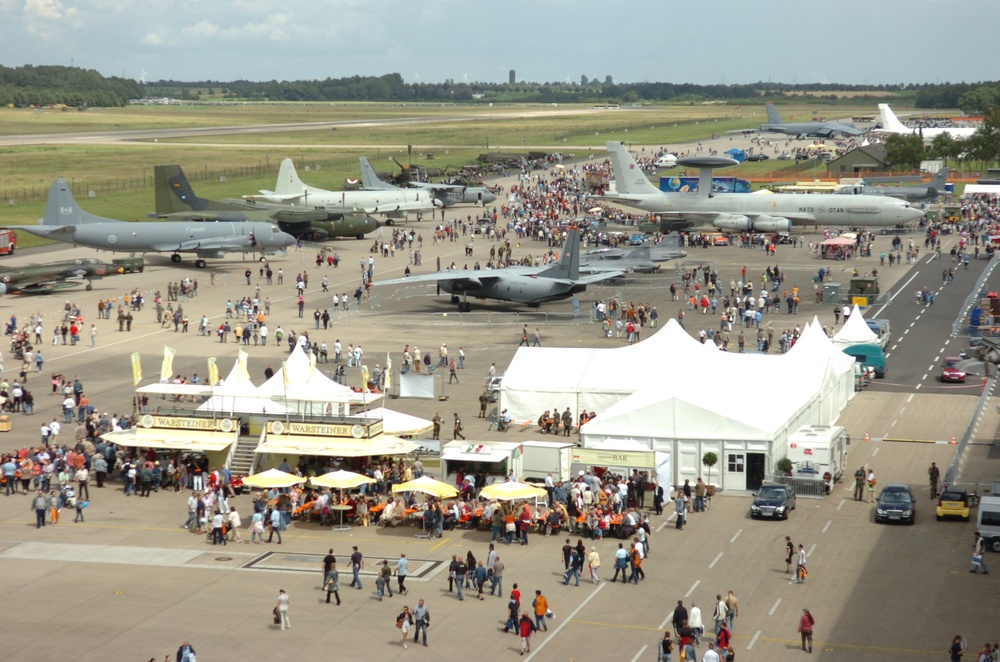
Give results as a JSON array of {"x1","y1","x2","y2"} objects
[
  {"x1": 701, "y1": 643, "x2": 721, "y2": 662},
  {"x1": 544, "y1": 473, "x2": 555, "y2": 507}
]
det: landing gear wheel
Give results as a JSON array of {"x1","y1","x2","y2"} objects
[
  {"x1": 385, "y1": 219, "x2": 394, "y2": 226},
  {"x1": 458, "y1": 302, "x2": 471, "y2": 313},
  {"x1": 170, "y1": 253, "x2": 182, "y2": 263},
  {"x1": 259, "y1": 256, "x2": 268, "y2": 264},
  {"x1": 356, "y1": 234, "x2": 365, "y2": 240},
  {"x1": 85, "y1": 284, "x2": 93, "y2": 291},
  {"x1": 195, "y1": 259, "x2": 207, "y2": 269},
  {"x1": 450, "y1": 295, "x2": 460, "y2": 304}
]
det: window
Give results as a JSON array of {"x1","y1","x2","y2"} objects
[{"x1": 727, "y1": 453, "x2": 745, "y2": 473}]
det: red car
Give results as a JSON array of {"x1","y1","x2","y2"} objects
[{"x1": 940, "y1": 357, "x2": 966, "y2": 383}]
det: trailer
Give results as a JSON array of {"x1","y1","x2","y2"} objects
[
  {"x1": 786, "y1": 425, "x2": 849, "y2": 495},
  {"x1": 520, "y1": 441, "x2": 573, "y2": 483}
]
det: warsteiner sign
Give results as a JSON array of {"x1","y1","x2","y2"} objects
[
  {"x1": 140, "y1": 414, "x2": 237, "y2": 433},
  {"x1": 267, "y1": 419, "x2": 383, "y2": 438}
]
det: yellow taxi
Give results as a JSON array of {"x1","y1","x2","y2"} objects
[{"x1": 936, "y1": 487, "x2": 970, "y2": 521}]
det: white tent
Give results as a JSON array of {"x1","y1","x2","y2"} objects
[
  {"x1": 354, "y1": 407, "x2": 433, "y2": 436},
  {"x1": 256, "y1": 345, "x2": 382, "y2": 414},
  {"x1": 832, "y1": 305, "x2": 877, "y2": 347}
]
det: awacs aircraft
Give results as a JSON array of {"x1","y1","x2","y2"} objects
[
  {"x1": 877, "y1": 104, "x2": 978, "y2": 140},
  {"x1": 0, "y1": 258, "x2": 125, "y2": 295},
  {"x1": 359, "y1": 157, "x2": 497, "y2": 207},
  {"x1": 15, "y1": 179, "x2": 295, "y2": 269},
  {"x1": 838, "y1": 167, "x2": 949, "y2": 202},
  {"x1": 600, "y1": 142, "x2": 924, "y2": 234},
  {"x1": 759, "y1": 103, "x2": 864, "y2": 138},
  {"x1": 250, "y1": 159, "x2": 437, "y2": 223},
  {"x1": 374, "y1": 228, "x2": 617, "y2": 311},
  {"x1": 153, "y1": 165, "x2": 380, "y2": 240}
]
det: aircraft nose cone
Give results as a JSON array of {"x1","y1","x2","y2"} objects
[
  {"x1": 277, "y1": 231, "x2": 296, "y2": 246},
  {"x1": 484, "y1": 192, "x2": 498, "y2": 204}
]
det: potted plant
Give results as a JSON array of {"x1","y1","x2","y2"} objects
[
  {"x1": 702, "y1": 452, "x2": 718, "y2": 495},
  {"x1": 776, "y1": 457, "x2": 793, "y2": 476}
]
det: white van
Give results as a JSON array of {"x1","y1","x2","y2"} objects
[
  {"x1": 976, "y1": 495, "x2": 1000, "y2": 552},
  {"x1": 654, "y1": 154, "x2": 677, "y2": 169}
]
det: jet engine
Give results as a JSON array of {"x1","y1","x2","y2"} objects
[
  {"x1": 711, "y1": 214, "x2": 751, "y2": 231},
  {"x1": 0, "y1": 283, "x2": 7, "y2": 296},
  {"x1": 751, "y1": 215, "x2": 792, "y2": 232}
]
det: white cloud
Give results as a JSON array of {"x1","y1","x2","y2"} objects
[
  {"x1": 24, "y1": 0, "x2": 69, "y2": 19},
  {"x1": 182, "y1": 19, "x2": 219, "y2": 38},
  {"x1": 141, "y1": 32, "x2": 163, "y2": 46}
]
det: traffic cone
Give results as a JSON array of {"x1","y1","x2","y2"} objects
[
  {"x1": 864, "y1": 432, "x2": 870, "y2": 442},
  {"x1": 950, "y1": 436, "x2": 957, "y2": 445}
]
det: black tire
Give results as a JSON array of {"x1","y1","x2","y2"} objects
[
  {"x1": 990, "y1": 538, "x2": 1000, "y2": 553},
  {"x1": 170, "y1": 254, "x2": 182, "y2": 263}
]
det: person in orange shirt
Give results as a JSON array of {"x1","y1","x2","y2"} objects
[{"x1": 532, "y1": 590, "x2": 549, "y2": 632}]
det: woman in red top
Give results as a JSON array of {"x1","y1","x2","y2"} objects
[{"x1": 798, "y1": 608, "x2": 814, "y2": 653}]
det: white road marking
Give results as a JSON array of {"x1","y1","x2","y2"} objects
[
  {"x1": 890, "y1": 344, "x2": 898, "y2": 351},
  {"x1": 837, "y1": 498, "x2": 846, "y2": 511},
  {"x1": 685, "y1": 579, "x2": 701, "y2": 598},
  {"x1": 629, "y1": 645, "x2": 648, "y2": 662},
  {"x1": 921, "y1": 373, "x2": 928, "y2": 381},
  {"x1": 747, "y1": 630, "x2": 762, "y2": 650},
  {"x1": 525, "y1": 582, "x2": 606, "y2": 661},
  {"x1": 657, "y1": 513, "x2": 676, "y2": 532},
  {"x1": 899, "y1": 407, "x2": 905, "y2": 414},
  {"x1": 873, "y1": 447, "x2": 880, "y2": 456},
  {"x1": 822, "y1": 520, "x2": 832, "y2": 534},
  {"x1": 909, "y1": 322, "x2": 916, "y2": 327},
  {"x1": 709, "y1": 553, "x2": 724, "y2": 569},
  {"x1": 916, "y1": 383, "x2": 923, "y2": 390},
  {"x1": 729, "y1": 529, "x2": 742, "y2": 544},
  {"x1": 807, "y1": 543, "x2": 816, "y2": 558},
  {"x1": 907, "y1": 393, "x2": 915, "y2": 403},
  {"x1": 891, "y1": 419, "x2": 897, "y2": 427},
  {"x1": 769, "y1": 598, "x2": 782, "y2": 616},
  {"x1": 927, "y1": 364, "x2": 935, "y2": 371}
]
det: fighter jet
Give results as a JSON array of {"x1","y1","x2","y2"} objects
[
  {"x1": 358, "y1": 157, "x2": 497, "y2": 207},
  {"x1": 0, "y1": 258, "x2": 125, "y2": 295},
  {"x1": 373, "y1": 228, "x2": 617, "y2": 311},
  {"x1": 600, "y1": 142, "x2": 924, "y2": 234},
  {"x1": 838, "y1": 168, "x2": 949, "y2": 202},
  {"x1": 153, "y1": 165, "x2": 381, "y2": 240},
  {"x1": 249, "y1": 159, "x2": 437, "y2": 223},
  {"x1": 579, "y1": 245, "x2": 663, "y2": 274},
  {"x1": 759, "y1": 103, "x2": 864, "y2": 138},
  {"x1": 14, "y1": 179, "x2": 295, "y2": 269}
]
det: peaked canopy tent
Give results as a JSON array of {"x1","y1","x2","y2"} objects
[
  {"x1": 353, "y1": 408, "x2": 433, "y2": 437},
  {"x1": 256, "y1": 345, "x2": 383, "y2": 414},
  {"x1": 577, "y1": 320, "x2": 855, "y2": 491},
  {"x1": 500, "y1": 320, "x2": 714, "y2": 423},
  {"x1": 831, "y1": 305, "x2": 877, "y2": 347}
]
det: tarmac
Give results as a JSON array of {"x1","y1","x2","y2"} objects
[{"x1": 0, "y1": 135, "x2": 996, "y2": 661}]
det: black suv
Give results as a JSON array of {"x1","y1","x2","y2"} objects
[{"x1": 750, "y1": 483, "x2": 796, "y2": 520}]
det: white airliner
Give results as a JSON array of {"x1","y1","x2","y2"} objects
[{"x1": 877, "y1": 104, "x2": 978, "y2": 140}]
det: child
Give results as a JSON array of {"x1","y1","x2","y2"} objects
[{"x1": 49, "y1": 490, "x2": 60, "y2": 524}]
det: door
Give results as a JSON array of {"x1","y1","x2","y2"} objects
[
  {"x1": 725, "y1": 452, "x2": 746, "y2": 491},
  {"x1": 746, "y1": 453, "x2": 767, "y2": 492}
]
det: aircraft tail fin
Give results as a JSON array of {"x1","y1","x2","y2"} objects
[
  {"x1": 627, "y1": 245, "x2": 651, "y2": 261},
  {"x1": 538, "y1": 228, "x2": 580, "y2": 280},
  {"x1": 41, "y1": 178, "x2": 106, "y2": 226},
  {"x1": 606, "y1": 142, "x2": 660, "y2": 196},
  {"x1": 878, "y1": 104, "x2": 909, "y2": 134},
  {"x1": 765, "y1": 102, "x2": 782, "y2": 125},
  {"x1": 274, "y1": 158, "x2": 311, "y2": 196},
  {"x1": 155, "y1": 165, "x2": 212, "y2": 214},
  {"x1": 928, "y1": 166, "x2": 949, "y2": 193},
  {"x1": 359, "y1": 157, "x2": 395, "y2": 190}
]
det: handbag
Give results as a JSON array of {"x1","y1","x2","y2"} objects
[
  {"x1": 80, "y1": 501, "x2": 89, "y2": 508},
  {"x1": 545, "y1": 609, "x2": 555, "y2": 619},
  {"x1": 973, "y1": 554, "x2": 983, "y2": 565},
  {"x1": 272, "y1": 607, "x2": 280, "y2": 625},
  {"x1": 395, "y1": 618, "x2": 404, "y2": 629}
]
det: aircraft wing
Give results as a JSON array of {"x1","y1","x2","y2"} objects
[
  {"x1": 375, "y1": 272, "x2": 503, "y2": 288},
  {"x1": 247, "y1": 191, "x2": 308, "y2": 205},
  {"x1": 654, "y1": 211, "x2": 819, "y2": 226},
  {"x1": 366, "y1": 199, "x2": 438, "y2": 215},
  {"x1": 151, "y1": 237, "x2": 255, "y2": 253}
]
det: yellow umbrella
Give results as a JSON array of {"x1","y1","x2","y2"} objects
[
  {"x1": 242, "y1": 468, "x2": 305, "y2": 489},
  {"x1": 310, "y1": 469, "x2": 376, "y2": 489},
  {"x1": 392, "y1": 475, "x2": 458, "y2": 499},
  {"x1": 479, "y1": 481, "x2": 547, "y2": 501}
]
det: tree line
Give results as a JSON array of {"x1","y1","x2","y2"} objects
[{"x1": 0, "y1": 65, "x2": 144, "y2": 108}]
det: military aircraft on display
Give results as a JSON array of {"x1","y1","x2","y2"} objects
[
  {"x1": 0, "y1": 258, "x2": 125, "y2": 295},
  {"x1": 838, "y1": 167, "x2": 950, "y2": 202},
  {"x1": 758, "y1": 103, "x2": 864, "y2": 138},
  {"x1": 600, "y1": 142, "x2": 925, "y2": 234},
  {"x1": 878, "y1": 104, "x2": 978, "y2": 140},
  {"x1": 358, "y1": 157, "x2": 497, "y2": 207},
  {"x1": 249, "y1": 159, "x2": 437, "y2": 223},
  {"x1": 15, "y1": 179, "x2": 296, "y2": 269},
  {"x1": 578, "y1": 245, "x2": 664, "y2": 274},
  {"x1": 374, "y1": 228, "x2": 618, "y2": 311},
  {"x1": 153, "y1": 165, "x2": 381, "y2": 240}
]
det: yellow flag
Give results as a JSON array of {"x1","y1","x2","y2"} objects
[
  {"x1": 383, "y1": 352, "x2": 392, "y2": 391},
  {"x1": 160, "y1": 345, "x2": 176, "y2": 382},
  {"x1": 130, "y1": 352, "x2": 142, "y2": 386},
  {"x1": 236, "y1": 349, "x2": 249, "y2": 381},
  {"x1": 362, "y1": 364, "x2": 370, "y2": 387},
  {"x1": 282, "y1": 360, "x2": 289, "y2": 393},
  {"x1": 207, "y1": 357, "x2": 219, "y2": 387}
]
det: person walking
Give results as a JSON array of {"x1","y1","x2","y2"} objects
[
  {"x1": 713, "y1": 594, "x2": 727, "y2": 636},
  {"x1": 396, "y1": 605, "x2": 412, "y2": 649},
  {"x1": 395, "y1": 552, "x2": 409, "y2": 595},
  {"x1": 950, "y1": 635, "x2": 967, "y2": 662},
  {"x1": 785, "y1": 536, "x2": 795, "y2": 574},
  {"x1": 350, "y1": 545, "x2": 365, "y2": 589},
  {"x1": 970, "y1": 531, "x2": 990, "y2": 574},
  {"x1": 324, "y1": 563, "x2": 341, "y2": 605},
  {"x1": 31, "y1": 490, "x2": 48, "y2": 528},
  {"x1": 532, "y1": 590, "x2": 549, "y2": 632},
  {"x1": 376, "y1": 560, "x2": 394, "y2": 601},
  {"x1": 657, "y1": 631, "x2": 674, "y2": 662},
  {"x1": 866, "y1": 468, "x2": 877, "y2": 503},
  {"x1": 612, "y1": 543, "x2": 629, "y2": 583},
  {"x1": 798, "y1": 609, "x2": 815, "y2": 653},
  {"x1": 275, "y1": 589, "x2": 290, "y2": 630},
  {"x1": 453, "y1": 413, "x2": 465, "y2": 441},
  {"x1": 793, "y1": 544, "x2": 808, "y2": 583},
  {"x1": 563, "y1": 546, "x2": 581, "y2": 586},
  {"x1": 929, "y1": 462, "x2": 941, "y2": 500},
  {"x1": 675, "y1": 492, "x2": 688, "y2": 530},
  {"x1": 587, "y1": 546, "x2": 601, "y2": 584},
  {"x1": 412, "y1": 599, "x2": 430, "y2": 646},
  {"x1": 724, "y1": 590, "x2": 739, "y2": 631},
  {"x1": 448, "y1": 359, "x2": 459, "y2": 384},
  {"x1": 519, "y1": 611, "x2": 537, "y2": 655}
]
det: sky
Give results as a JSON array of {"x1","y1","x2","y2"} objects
[{"x1": 2, "y1": 0, "x2": 999, "y2": 86}]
